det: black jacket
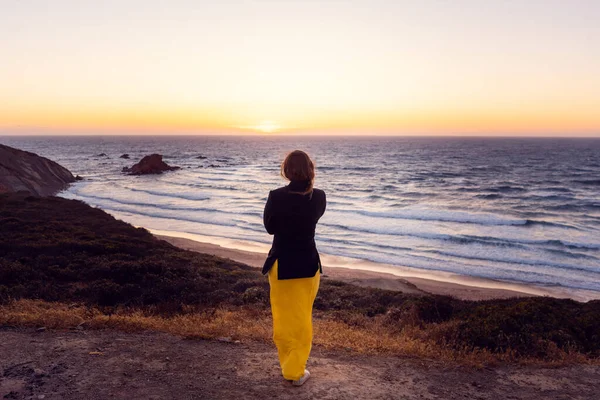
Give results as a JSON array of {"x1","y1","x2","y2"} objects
[{"x1": 262, "y1": 181, "x2": 327, "y2": 279}]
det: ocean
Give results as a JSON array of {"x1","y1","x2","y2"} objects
[{"x1": 3, "y1": 136, "x2": 600, "y2": 297}]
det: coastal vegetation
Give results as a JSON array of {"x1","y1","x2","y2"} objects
[{"x1": 1, "y1": 192, "x2": 599, "y2": 364}]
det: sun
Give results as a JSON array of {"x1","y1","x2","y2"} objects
[
  {"x1": 254, "y1": 120, "x2": 280, "y2": 133},
  {"x1": 234, "y1": 120, "x2": 282, "y2": 133}
]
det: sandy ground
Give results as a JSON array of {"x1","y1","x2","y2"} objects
[
  {"x1": 1, "y1": 328, "x2": 599, "y2": 400},
  {"x1": 158, "y1": 235, "x2": 534, "y2": 301}
]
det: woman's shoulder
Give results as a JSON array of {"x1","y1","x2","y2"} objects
[
  {"x1": 312, "y1": 188, "x2": 326, "y2": 198},
  {"x1": 269, "y1": 186, "x2": 325, "y2": 198},
  {"x1": 270, "y1": 186, "x2": 289, "y2": 196}
]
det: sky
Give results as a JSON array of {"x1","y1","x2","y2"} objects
[{"x1": 1, "y1": 0, "x2": 599, "y2": 136}]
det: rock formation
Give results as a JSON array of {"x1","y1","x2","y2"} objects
[
  {"x1": 120, "y1": 154, "x2": 130, "y2": 159},
  {"x1": 0, "y1": 144, "x2": 76, "y2": 196},
  {"x1": 122, "y1": 154, "x2": 180, "y2": 175}
]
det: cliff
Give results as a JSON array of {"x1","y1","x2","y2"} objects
[{"x1": 0, "y1": 144, "x2": 76, "y2": 196}]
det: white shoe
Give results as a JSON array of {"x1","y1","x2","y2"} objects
[{"x1": 292, "y1": 370, "x2": 311, "y2": 386}]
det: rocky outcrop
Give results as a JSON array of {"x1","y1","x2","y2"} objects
[
  {"x1": 122, "y1": 154, "x2": 180, "y2": 175},
  {"x1": 0, "y1": 144, "x2": 76, "y2": 196},
  {"x1": 120, "y1": 154, "x2": 130, "y2": 159}
]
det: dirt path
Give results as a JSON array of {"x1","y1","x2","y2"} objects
[{"x1": 1, "y1": 329, "x2": 598, "y2": 400}]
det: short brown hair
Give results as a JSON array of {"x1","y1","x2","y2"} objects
[{"x1": 281, "y1": 150, "x2": 315, "y2": 194}]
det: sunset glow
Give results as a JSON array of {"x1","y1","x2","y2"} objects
[
  {"x1": 1, "y1": 1, "x2": 599, "y2": 136},
  {"x1": 253, "y1": 121, "x2": 281, "y2": 134}
]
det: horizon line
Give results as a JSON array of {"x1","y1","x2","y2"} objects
[{"x1": 2, "y1": 132, "x2": 600, "y2": 139}]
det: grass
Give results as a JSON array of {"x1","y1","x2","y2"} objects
[
  {"x1": 0, "y1": 299, "x2": 591, "y2": 366},
  {"x1": 1, "y1": 192, "x2": 599, "y2": 364}
]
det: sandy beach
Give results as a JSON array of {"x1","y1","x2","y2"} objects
[{"x1": 156, "y1": 233, "x2": 545, "y2": 301}]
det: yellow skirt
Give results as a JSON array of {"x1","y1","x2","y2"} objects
[{"x1": 268, "y1": 259, "x2": 321, "y2": 381}]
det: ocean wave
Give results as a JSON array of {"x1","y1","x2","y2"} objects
[
  {"x1": 326, "y1": 204, "x2": 576, "y2": 229},
  {"x1": 150, "y1": 180, "x2": 205, "y2": 189},
  {"x1": 546, "y1": 203, "x2": 600, "y2": 212},
  {"x1": 525, "y1": 195, "x2": 575, "y2": 201},
  {"x1": 420, "y1": 249, "x2": 600, "y2": 275},
  {"x1": 320, "y1": 221, "x2": 600, "y2": 251},
  {"x1": 320, "y1": 221, "x2": 453, "y2": 241},
  {"x1": 130, "y1": 183, "x2": 261, "y2": 199},
  {"x1": 316, "y1": 236, "x2": 412, "y2": 252},
  {"x1": 86, "y1": 202, "x2": 264, "y2": 230},
  {"x1": 397, "y1": 191, "x2": 432, "y2": 198},
  {"x1": 470, "y1": 166, "x2": 505, "y2": 173},
  {"x1": 574, "y1": 179, "x2": 600, "y2": 185},
  {"x1": 545, "y1": 248, "x2": 600, "y2": 260},
  {"x1": 330, "y1": 207, "x2": 528, "y2": 226},
  {"x1": 458, "y1": 234, "x2": 600, "y2": 251},
  {"x1": 69, "y1": 192, "x2": 263, "y2": 220},
  {"x1": 475, "y1": 194, "x2": 503, "y2": 200},
  {"x1": 125, "y1": 187, "x2": 211, "y2": 201},
  {"x1": 485, "y1": 185, "x2": 528, "y2": 193},
  {"x1": 422, "y1": 171, "x2": 464, "y2": 179},
  {"x1": 342, "y1": 166, "x2": 376, "y2": 171},
  {"x1": 178, "y1": 175, "x2": 270, "y2": 186},
  {"x1": 71, "y1": 192, "x2": 206, "y2": 212},
  {"x1": 155, "y1": 179, "x2": 266, "y2": 196},
  {"x1": 522, "y1": 220, "x2": 576, "y2": 229},
  {"x1": 542, "y1": 239, "x2": 600, "y2": 250},
  {"x1": 538, "y1": 187, "x2": 573, "y2": 193}
]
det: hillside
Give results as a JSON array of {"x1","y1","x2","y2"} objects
[{"x1": 1, "y1": 192, "x2": 599, "y2": 362}]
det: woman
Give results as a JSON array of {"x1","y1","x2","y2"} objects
[{"x1": 262, "y1": 150, "x2": 326, "y2": 386}]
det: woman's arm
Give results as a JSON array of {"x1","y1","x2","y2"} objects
[
  {"x1": 263, "y1": 191, "x2": 276, "y2": 234},
  {"x1": 320, "y1": 191, "x2": 327, "y2": 218}
]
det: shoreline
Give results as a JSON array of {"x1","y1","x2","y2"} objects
[{"x1": 152, "y1": 229, "x2": 600, "y2": 302}]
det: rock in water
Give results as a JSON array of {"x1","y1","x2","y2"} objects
[
  {"x1": 0, "y1": 144, "x2": 76, "y2": 196},
  {"x1": 120, "y1": 154, "x2": 130, "y2": 159},
  {"x1": 122, "y1": 154, "x2": 180, "y2": 175}
]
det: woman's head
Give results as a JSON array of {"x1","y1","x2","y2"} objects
[{"x1": 281, "y1": 150, "x2": 315, "y2": 194}]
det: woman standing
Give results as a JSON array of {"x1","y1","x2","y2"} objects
[{"x1": 262, "y1": 150, "x2": 326, "y2": 386}]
